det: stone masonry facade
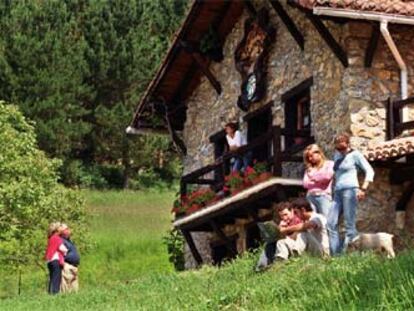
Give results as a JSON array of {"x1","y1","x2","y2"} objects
[{"x1": 182, "y1": 1, "x2": 414, "y2": 267}]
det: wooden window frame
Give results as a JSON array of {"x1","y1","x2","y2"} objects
[{"x1": 282, "y1": 77, "x2": 313, "y2": 149}]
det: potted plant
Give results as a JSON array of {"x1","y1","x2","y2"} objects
[
  {"x1": 189, "y1": 188, "x2": 217, "y2": 208},
  {"x1": 253, "y1": 162, "x2": 272, "y2": 183},
  {"x1": 244, "y1": 165, "x2": 259, "y2": 186},
  {"x1": 171, "y1": 195, "x2": 188, "y2": 218},
  {"x1": 225, "y1": 171, "x2": 245, "y2": 195}
]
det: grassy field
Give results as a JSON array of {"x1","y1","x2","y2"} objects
[
  {"x1": 2, "y1": 190, "x2": 414, "y2": 310},
  {"x1": 0, "y1": 190, "x2": 175, "y2": 298}
]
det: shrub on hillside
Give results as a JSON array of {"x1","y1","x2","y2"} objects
[
  {"x1": 0, "y1": 101, "x2": 88, "y2": 270},
  {"x1": 163, "y1": 228, "x2": 185, "y2": 271}
]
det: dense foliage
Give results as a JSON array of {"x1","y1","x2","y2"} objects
[
  {"x1": 0, "y1": 0, "x2": 188, "y2": 188},
  {"x1": 0, "y1": 102, "x2": 87, "y2": 270},
  {"x1": 163, "y1": 228, "x2": 185, "y2": 271}
]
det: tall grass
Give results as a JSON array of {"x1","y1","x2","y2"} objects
[
  {"x1": 3, "y1": 251, "x2": 414, "y2": 310},
  {"x1": 0, "y1": 190, "x2": 175, "y2": 297},
  {"x1": 81, "y1": 190, "x2": 175, "y2": 286},
  {"x1": 2, "y1": 190, "x2": 414, "y2": 310}
]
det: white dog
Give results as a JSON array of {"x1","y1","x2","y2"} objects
[{"x1": 348, "y1": 233, "x2": 395, "y2": 258}]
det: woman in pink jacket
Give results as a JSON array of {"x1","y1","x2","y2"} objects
[{"x1": 303, "y1": 144, "x2": 334, "y2": 218}]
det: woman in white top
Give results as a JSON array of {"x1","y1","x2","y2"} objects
[{"x1": 224, "y1": 122, "x2": 251, "y2": 172}]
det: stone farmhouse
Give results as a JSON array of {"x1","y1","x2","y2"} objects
[{"x1": 128, "y1": 0, "x2": 414, "y2": 268}]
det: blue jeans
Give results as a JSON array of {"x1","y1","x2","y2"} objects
[
  {"x1": 47, "y1": 260, "x2": 62, "y2": 294},
  {"x1": 231, "y1": 151, "x2": 253, "y2": 172},
  {"x1": 327, "y1": 188, "x2": 358, "y2": 255},
  {"x1": 306, "y1": 194, "x2": 332, "y2": 218}
]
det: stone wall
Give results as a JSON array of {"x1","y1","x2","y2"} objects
[
  {"x1": 181, "y1": 1, "x2": 414, "y2": 266},
  {"x1": 344, "y1": 23, "x2": 414, "y2": 233}
]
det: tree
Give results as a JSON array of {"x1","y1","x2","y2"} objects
[
  {"x1": 0, "y1": 0, "x2": 188, "y2": 188},
  {"x1": 80, "y1": 0, "x2": 187, "y2": 187},
  {"x1": 0, "y1": 101, "x2": 87, "y2": 271},
  {"x1": 0, "y1": 1, "x2": 91, "y2": 159}
]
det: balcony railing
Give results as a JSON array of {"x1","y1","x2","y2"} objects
[
  {"x1": 180, "y1": 125, "x2": 314, "y2": 198},
  {"x1": 386, "y1": 96, "x2": 414, "y2": 140}
]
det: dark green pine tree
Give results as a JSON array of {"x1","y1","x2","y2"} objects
[
  {"x1": 81, "y1": 0, "x2": 187, "y2": 187},
  {"x1": 0, "y1": 1, "x2": 92, "y2": 159}
]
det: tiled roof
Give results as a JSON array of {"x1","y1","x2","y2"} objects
[
  {"x1": 364, "y1": 136, "x2": 414, "y2": 161},
  {"x1": 295, "y1": 0, "x2": 414, "y2": 16}
]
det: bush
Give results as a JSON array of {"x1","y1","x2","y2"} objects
[
  {"x1": 162, "y1": 228, "x2": 185, "y2": 271},
  {"x1": 0, "y1": 101, "x2": 88, "y2": 270}
]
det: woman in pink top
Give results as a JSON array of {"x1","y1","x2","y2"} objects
[
  {"x1": 303, "y1": 144, "x2": 334, "y2": 217},
  {"x1": 45, "y1": 222, "x2": 67, "y2": 294}
]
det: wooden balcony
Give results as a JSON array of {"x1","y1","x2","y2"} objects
[
  {"x1": 175, "y1": 126, "x2": 314, "y2": 265},
  {"x1": 180, "y1": 126, "x2": 313, "y2": 198},
  {"x1": 386, "y1": 96, "x2": 414, "y2": 140}
]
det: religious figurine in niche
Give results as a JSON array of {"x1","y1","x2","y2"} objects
[{"x1": 234, "y1": 8, "x2": 276, "y2": 112}]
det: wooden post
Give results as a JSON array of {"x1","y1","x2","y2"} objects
[
  {"x1": 164, "y1": 104, "x2": 187, "y2": 156},
  {"x1": 306, "y1": 14, "x2": 348, "y2": 67},
  {"x1": 269, "y1": 0, "x2": 304, "y2": 50},
  {"x1": 272, "y1": 126, "x2": 282, "y2": 176},
  {"x1": 191, "y1": 52, "x2": 222, "y2": 95},
  {"x1": 365, "y1": 24, "x2": 380, "y2": 68},
  {"x1": 243, "y1": 0, "x2": 257, "y2": 18},
  {"x1": 209, "y1": 220, "x2": 237, "y2": 257},
  {"x1": 180, "y1": 180, "x2": 187, "y2": 197},
  {"x1": 386, "y1": 97, "x2": 395, "y2": 140},
  {"x1": 181, "y1": 230, "x2": 203, "y2": 266}
]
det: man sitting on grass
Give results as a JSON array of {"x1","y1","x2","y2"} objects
[
  {"x1": 256, "y1": 201, "x2": 303, "y2": 270},
  {"x1": 276, "y1": 198, "x2": 330, "y2": 260},
  {"x1": 256, "y1": 199, "x2": 329, "y2": 271}
]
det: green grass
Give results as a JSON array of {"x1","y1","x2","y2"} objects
[
  {"x1": 81, "y1": 190, "x2": 175, "y2": 286},
  {"x1": 2, "y1": 190, "x2": 414, "y2": 310},
  {"x1": 0, "y1": 190, "x2": 175, "y2": 298},
  {"x1": 3, "y1": 252, "x2": 414, "y2": 310}
]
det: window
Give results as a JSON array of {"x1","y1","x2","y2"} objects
[
  {"x1": 282, "y1": 78, "x2": 313, "y2": 149},
  {"x1": 244, "y1": 102, "x2": 273, "y2": 163}
]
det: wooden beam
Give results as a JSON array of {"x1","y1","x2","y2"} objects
[
  {"x1": 275, "y1": 186, "x2": 287, "y2": 201},
  {"x1": 189, "y1": 179, "x2": 216, "y2": 185},
  {"x1": 209, "y1": 220, "x2": 237, "y2": 257},
  {"x1": 386, "y1": 97, "x2": 395, "y2": 140},
  {"x1": 365, "y1": 24, "x2": 380, "y2": 68},
  {"x1": 242, "y1": 206, "x2": 259, "y2": 222},
  {"x1": 178, "y1": 182, "x2": 303, "y2": 231},
  {"x1": 390, "y1": 166, "x2": 414, "y2": 185},
  {"x1": 243, "y1": 0, "x2": 257, "y2": 18},
  {"x1": 306, "y1": 14, "x2": 348, "y2": 67},
  {"x1": 393, "y1": 96, "x2": 414, "y2": 109},
  {"x1": 180, "y1": 179, "x2": 187, "y2": 197},
  {"x1": 243, "y1": 101, "x2": 274, "y2": 122},
  {"x1": 284, "y1": 137, "x2": 315, "y2": 155},
  {"x1": 269, "y1": 0, "x2": 304, "y2": 50},
  {"x1": 164, "y1": 103, "x2": 187, "y2": 156},
  {"x1": 272, "y1": 126, "x2": 282, "y2": 176},
  {"x1": 396, "y1": 182, "x2": 414, "y2": 211},
  {"x1": 170, "y1": 63, "x2": 198, "y2": 103},
  {"x1": 191, "y1": 52, "x2": 222, "y2": 95},
  {"x1": 281, "y1": 77, "x2": 313, "y2": 102},
  {"x1": 181, "y1": 230, "x2": 203, "y2": 266},
  {"x1": 396, "y1": 121, "x2": 414, "y2": 132},
  {"x1": 180, "y1": 40, "x2": 222, "y2": 95}
]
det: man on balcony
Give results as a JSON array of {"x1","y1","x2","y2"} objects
[{"x1": 224, "y1": 122, "x2": 252, "y2": 172}]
